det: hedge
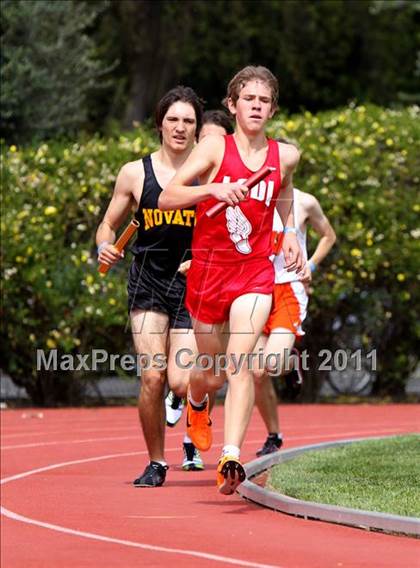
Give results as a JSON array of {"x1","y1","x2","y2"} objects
[{"x1": 2, "y1": 104, "x2": 419, "y2": 404}]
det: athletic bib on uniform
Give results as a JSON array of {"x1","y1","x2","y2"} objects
[{"x1": 191, "y1": 135, "x2": 281, "y2": 264}]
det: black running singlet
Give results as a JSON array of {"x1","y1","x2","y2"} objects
[{"x1": 131, "y1": 155, "x2": 195, "y2": 277}]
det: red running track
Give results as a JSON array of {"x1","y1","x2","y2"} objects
[{"x1": 1, "y1": 404, "x2": 419, "y2": 568}]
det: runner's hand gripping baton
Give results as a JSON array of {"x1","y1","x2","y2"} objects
[
  {"x1": 98, "y1": 218, "x2": 140, "y2": 274},
  {"x1": 206, "y1": 165, "x2": 276, "y2": 219}
]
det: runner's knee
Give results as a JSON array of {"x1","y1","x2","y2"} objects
[
  {"x1": 140, "y1": 370, "x2": 166, "y2": 397},
  {"x1": 253, "y1": 367, "x2": 267, "y2": 385}
]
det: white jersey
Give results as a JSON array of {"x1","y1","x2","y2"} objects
[{"x1": 272, "y1": 188, "x2": 308, "y2": 284}]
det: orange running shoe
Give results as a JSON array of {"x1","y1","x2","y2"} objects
[
  {"x1": 216, "y1": 455, "x2": 246, "y2": 495},
  {"x1": 186, "y1": 396, "x2": 212, "y2": 451}
]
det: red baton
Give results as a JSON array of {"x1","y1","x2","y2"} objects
[{"x1": 206, "y1": 165, "x2": 276, "y2": 219}]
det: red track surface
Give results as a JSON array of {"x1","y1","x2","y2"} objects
[{"x1": 1, "y1": 404, "x2": 419, "y2": 567}]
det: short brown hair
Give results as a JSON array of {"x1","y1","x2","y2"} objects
[
  {"x1": 155, "y1": 86, "x2": 204, "y2": 142},
  {"x1": 222, "y1": 66, "x2": 279, "y2": 112}
]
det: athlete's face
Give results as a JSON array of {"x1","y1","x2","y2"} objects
[
  {"x1": 228, "y1": 80, "x2": 274, "y2": 132},
  {"x1": 198, "y1": 123, "x2": 227, "y2": 141},
  {"x1": 161, "y1": 101, "x2": 197, "y2": 152}
]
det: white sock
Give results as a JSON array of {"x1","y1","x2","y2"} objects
[
  {"x1": 154, "y1": 460, "x2": 167, "y2": 467},
  {"x1": 188, "y1": 392, "x2": 207, "y2": 408},
  {"x1": 184, "y1": 434, "x2": 192, "y2": 444},
  {"x1": 222, "y1": 445, "x2": 240, "y2": 459}
]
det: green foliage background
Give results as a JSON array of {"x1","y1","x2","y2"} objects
[{"x1": 2, "y1": 105, "x2": 419, "y2": 404}]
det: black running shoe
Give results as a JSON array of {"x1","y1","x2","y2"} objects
[
  {"x1": 133, "y1": 461, "x2": 168, "y2": 487},
  {"x1": 256, "y1": 435, "x2": 283, "y2": 457}
]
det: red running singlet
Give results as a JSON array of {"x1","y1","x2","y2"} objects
[
  {"x1": 186, "y1": 135, "x2": 282, "y2": 323},
  {"x1": 192, "y1": 134, "x2": 281, "y2": 264}
]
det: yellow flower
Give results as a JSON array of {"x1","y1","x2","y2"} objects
[
  {"x1": 74, "y1": 338, "x2": 81, "y2": 346},
  {"x1": 351, "y1": 248, "x2": 362, "y2": 258},
  {"x1": 397, "y1": 273, "x2": 405, "y2": 282},
  {"x1": 108, "y1": 298, "x2": 116, "y2": 306},
  {"x1": 29, "y1": 334, "x2": 36, "y2": 342},
  {"x1": 44, "y1": 206, "x2": 57, "y2": 216},
  {"x1": 356, "y1": 222, "x2": 363, "y2": 229},
  {"x1": 86, "y1": 274, "x2": 94, "y2": 285},
  {"x1": 413, "y1": 204, "x2": 420, "y2": 212},
  {"x1": 46, "y1": 338, "x2": 56, "y2": 349},
  {"x1": 10, "y1": 145, "x2": 17, "y2": 153},
  {"x1": 366, "y1": 239, "x2": 373, "y2": 246},
  {"x1": 15, "y1": 256, "x2": 24, "y2": 263},
  {"x1": 46, "y1": 280, "x2": 52, "y2": 288},
  {"x1": 337, "y1": 172, "x2": 348, "y2": 180},
  {"x1": 285, "y1": 120, "x2": 296, "y2": 131},
  {"x1": 354, "y1": 136, "x2": 362, "y2": 144},
  {"x1": 87, "y1": 204, "x2": 96, "y2": 213},
  {"x1": 346, "y1": 270, "x2": 353, "y2": 278},
  {"x1": 357, "y1": 202, "x2": 365, "y2": 209},
  {"x1": 386, "y1": 138, "x2": 394, "y2": 146}
]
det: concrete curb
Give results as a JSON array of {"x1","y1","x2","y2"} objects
[{"x1": 238, "y1": 435, "x2": 420, "y2": 537}]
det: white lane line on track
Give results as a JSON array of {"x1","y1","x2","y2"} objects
[
  {"x1": 1, "y1": 451, "x2": 281, "y2": 568},
  {"x1": 2, "y1": 426, "x2": 414, "y2": 451},
  {"x1": 0, "y1": 428, "x2": 222, "y2": 450},
  {"x1": 2, "y1": 419, "x2": 418, "y2": 440},
  {"x1": 1, "y1": 425, "x2": 141, "y2": 439},
  {"x1": 126, "y1": 515, "x2": 197, "y2": 519}
]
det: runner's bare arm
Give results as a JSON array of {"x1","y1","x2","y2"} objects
[
  {"x1": 96, "y1": 161, "x2": 141, "y2": 267},
  {"x1": 298, "y1": 194, "x2": 336, "y2": 284},
  {"x1": 276, "y1": 144, "x2": 303, "y2": 272},
  {"x1": 305, "y1": 194, "x2": 336, "y2": 267},
  {"x1": 158, "y1": 135, "x2": 248, "y2": 210}
]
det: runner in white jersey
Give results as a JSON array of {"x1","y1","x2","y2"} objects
[{"x1": 253, "y1": 187, "x2": 336, "y2": 456}]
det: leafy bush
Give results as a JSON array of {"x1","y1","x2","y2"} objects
[
  {"x1": 2, "y1": 129, "x2": 158, "y2": 404},
  {"x1": 2, "y1": 104, "x2": 419, "y2": 403},
  {"x1": 268, "y1": 104, "x2": 419, "y2": 398}
]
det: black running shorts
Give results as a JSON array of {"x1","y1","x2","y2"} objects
[{"x1": 127, "y1": 260, "x2": 192, "y2": 329}]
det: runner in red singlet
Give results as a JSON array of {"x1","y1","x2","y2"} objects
[{"x1": 159, "y1": 66, "x2": 303, "y2": 495}]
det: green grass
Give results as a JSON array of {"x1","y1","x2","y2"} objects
[{"x1": 268, "y1": 435, "x2": 420, "y2": 517}]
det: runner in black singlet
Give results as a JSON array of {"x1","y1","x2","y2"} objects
[{"x1": 96, "y1": 86, "x2": 204, "y2": 487}]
